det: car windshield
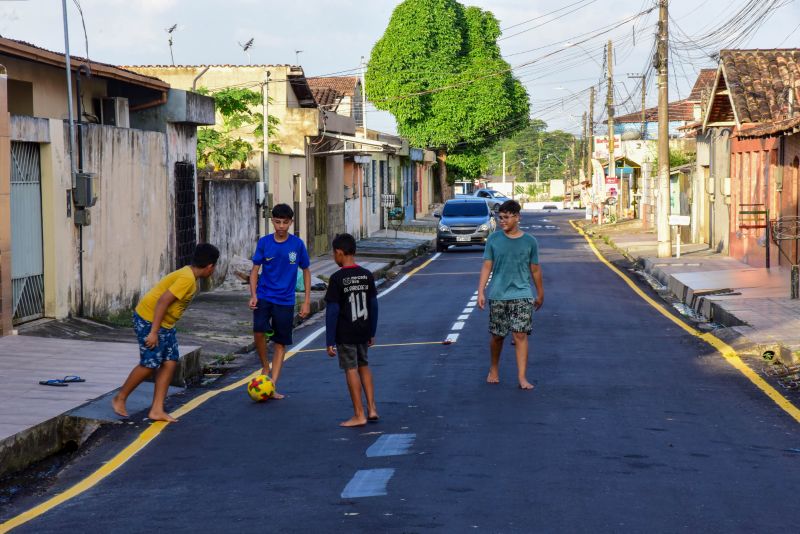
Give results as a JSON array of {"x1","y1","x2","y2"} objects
[
  {"x1": 490, "y1": 191, "x2": 507, "y2": 198},
  {"x1": 443, "y1": 202, "x2": 488, "y2": 217}
]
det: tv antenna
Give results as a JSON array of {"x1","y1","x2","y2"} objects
[
  {"x1": 295, "y1": 50, "x2": 304, "y2": 65},
  {"x1": 239, "y1": 38, "x2": 254, "y2": 65},
  {"x1": 166, "y1": 24, "x2": 178, "y2": 65}
]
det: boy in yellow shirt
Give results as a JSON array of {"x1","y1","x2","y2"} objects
[{"x1": 112, "y1": 244, "x2": 219, "y2": 422}]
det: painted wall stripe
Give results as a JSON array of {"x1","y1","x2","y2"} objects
[
  {"x1": 341, "y1": 469, "x2": 395, "y2": 499},
  {"x1": 569, "y1": 220, "x2": 800, "y2": 425},
  {"x1": 365, "y1": 433, "x2": 416, "y2": 457}
]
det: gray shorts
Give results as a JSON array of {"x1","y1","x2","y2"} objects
[
  {"x1": 337, "y1": 343, "x2": 369, "y2": 370},
  {"x1": 489, "y1": 299, "x2": 534, "y2": 338}
]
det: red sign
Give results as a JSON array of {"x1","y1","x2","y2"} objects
[{"x1": 605, "y1": 176, "x2": 619, "y2": 185}]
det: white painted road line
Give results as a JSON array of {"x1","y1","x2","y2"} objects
[
  {"x1": 341, "y1": 469, "x2": 395, "y2": 498},
  {"x1": 378, "y1": 253, "x2": 441, "y2": 299},
  {"x1": 458, "y1": 314, "x2": 469, "y2": 321},
  {"x1": 366, "y1": 433, "x2": 416, "y2": 457},
  {"x1": 445, "y1": 333, "x2": 459, "y2": 343},
  {"x1": 451, "y1": 321, "x2": 465, "y2": 331},
  {"x1": 463, "y1": 307, "x2": 474, "y2": 314},
  {"x1": 469, "y1": 296, "x2": 477, "y2": 301}
]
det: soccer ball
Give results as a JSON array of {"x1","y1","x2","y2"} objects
[{"x1": 247, "y1": 375, "x2": 275, "y2": 402}]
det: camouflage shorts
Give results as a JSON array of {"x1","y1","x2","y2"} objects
[{"x1": 489, "y1": 299, "x2": 534, "y2": 338}]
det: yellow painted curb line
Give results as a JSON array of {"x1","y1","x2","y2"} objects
[
  {"x1": 0, "y1": 253, "x2": 441, "y2": 533},
  {"x1": 570, "y1": 220, "x2": 800, "y2": 424}
]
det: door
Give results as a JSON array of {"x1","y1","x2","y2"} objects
[
  {"x1": 174, "y1": 161, "x2": 197, "y2": 268},
  {"x1": 404, "y1": 164, "x2": 414, "y2": 222},
  {"x1": 10, "y1": 142, "x2": 44, "y2": 323}
]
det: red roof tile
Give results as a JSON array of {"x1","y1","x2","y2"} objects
[
  {"x1": 720, "y1": 49, "x2": 800, "y2": 124},
  {"x1": 307, "y1": 76, "x2": 360, "y2": 97},
  {"x1": 614, "y1": 100, "x2": 694, "y2": 123}
]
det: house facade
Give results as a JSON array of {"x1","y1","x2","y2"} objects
[
  {"x1": 701, "y1": 49, "x2": 800, "y2": 267},
  {"x1": 0, "y1": 36, "x2": 213, "y2": 334}
]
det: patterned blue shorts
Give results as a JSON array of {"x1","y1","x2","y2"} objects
[{"x1": 133, "y1": 312, "x2": 181, "y2": 369}]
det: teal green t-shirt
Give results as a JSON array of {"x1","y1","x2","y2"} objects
[{"x1": 483, "y1": 232, "x2": 539, "y2": 301}]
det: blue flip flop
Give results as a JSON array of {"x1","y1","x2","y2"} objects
[
  {"x1": 62, "y1": 375, "x2": 86, "y2": 383},
  {"x1": 39, "y1": 379, "x2": 68, "y2": 387}
]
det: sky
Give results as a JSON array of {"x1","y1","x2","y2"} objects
[{"x1": 1, "y1": 0, "x2": 799, "y2": 137}]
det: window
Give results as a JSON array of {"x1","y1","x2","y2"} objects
[{"x1": 442, "y1": 202, "x2": 489, "y2": 217}]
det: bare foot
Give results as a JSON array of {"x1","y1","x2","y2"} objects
[
  {"x1": 367, "y1": 411, "x2": 379, "y2": 421},
  {"x1": 487, "y1": 370, "x2": 500, "y2": 384},
  {"x1": 272, "y1": 392, "x2": 285, "y2": 400},
  {"x1": 261, "y1": 368, "x2": 271, "y2": 377},
  {"x1": 340, "y1": 416, "x2": 367, "y2": 427},
  {"x1": 518, "y1": 380, "x2": 534, "y2": 390},
  {"x1": 148, "y1": 410, "x2": 178, "y2": 423},
  {"x1": 111, "y1": 395, "x2": 128, "y2": 417}
]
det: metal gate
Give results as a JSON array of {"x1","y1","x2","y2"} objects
[
  {"x1": 10, "y1": 142, "x2": 44, "y2": 323},
  {"x1": 175, "y1": 161, "x2": 197, "y2": 268}
]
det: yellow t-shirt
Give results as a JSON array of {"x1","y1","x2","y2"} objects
[{"x1": 135, "y1": 266, "x2": 197, "y2": 329}]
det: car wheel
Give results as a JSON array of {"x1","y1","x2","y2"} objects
[{"x1": 436, "y1": 240, "x2": 447, "y2": 252}]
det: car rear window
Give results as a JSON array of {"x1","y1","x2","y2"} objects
[{"x1": 443, "y1": 202, "x2": 489, "y2": 217}]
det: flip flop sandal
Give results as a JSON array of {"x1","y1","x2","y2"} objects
[
  {"x1": 39, "y1": 379, "x2": 68, "y2": 387},
  {"x1": 62, "y1": 375, "x2": 86, "y2": 383}
]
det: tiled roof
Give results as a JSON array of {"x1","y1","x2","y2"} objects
[
  {"x1": 720, "y1": 48, "x2": 800, "y2": 124},
  {"x1": 737, "y1": 115, "x2": 800, "y2": 138},
  {"x1": 614, "y1": 100, "x2": 695, "y2": 123},
  {"x1": 307, "y1": 76, "x2": 360, "y2": 96},
  {"x1": 311, "y1": 86, "x2": 343, "y2": 109},
  {"x1": 687, "y1": 69, "x2": 717, "y2": 102}
]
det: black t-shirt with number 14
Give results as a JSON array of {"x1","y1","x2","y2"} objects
[{"x1": 324, "y1": 265, "x2": 377, "y2": 344}]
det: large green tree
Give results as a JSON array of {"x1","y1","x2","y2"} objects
[{"x1": 366, "y1": 0, "x2": 529, "y2": 199}]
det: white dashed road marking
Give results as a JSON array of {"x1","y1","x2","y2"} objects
[
  {"x1": 451, "y1": 321, "x2": 465, "y2": 331},
  {"x1": 366, "y1": 434, "x2": 416, "y2": 457},
  {"x1": 341, "y1": 469, "x2": 395, "y2": 498}
]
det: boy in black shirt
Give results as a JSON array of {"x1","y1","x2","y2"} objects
[{"x1": 325, "y1": 233, "x2": 379, "y2": 427}]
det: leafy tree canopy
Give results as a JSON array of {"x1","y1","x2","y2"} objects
[
  {"x1": 195, "y1": 86, "x2": 281, "y2": 170},
  {"x1": 366, "y1": 0, "x2": 529, "y2": 190}
]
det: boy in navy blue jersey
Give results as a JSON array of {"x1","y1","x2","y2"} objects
[
  {"x1": 325, "y1": 233, "x2": 379, "y2": 427},
  {"x1": 249, "y1": 204, "x2": 311, "y2": 399}
]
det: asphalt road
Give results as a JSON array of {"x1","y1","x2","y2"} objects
[{"x1": 5, "y1": 211, "x2": 800, "y2": 533}]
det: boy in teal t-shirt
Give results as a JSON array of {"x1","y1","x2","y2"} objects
[{"x1": 477, "y1": 200, "x2": 544, "y2": 390}]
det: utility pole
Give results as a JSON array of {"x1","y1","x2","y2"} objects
[
  {"x1": 606, "y1": 39, "x2": 616, "y2": 221},
  {"x1": 657, "y1": 0, "x2": 671, "y2": 257},
  {"x1": 259, "y1": 71, "x2": 271, "y2": 237},
  {"x1": 360, "y1": 56, "x2": 368, "y2": 138},
  {"x1": 627, "y1": 73, "x2": 647, "y2": 139},
  {"x1": 581, "y1": 111, "x2": 587, "y2": 179},
  {"x1": 536, "y1": 137, "x2": 543, "y2": 182},
  {"x1": 587, "y1": 86, "x2": 594, "y2": 185}
]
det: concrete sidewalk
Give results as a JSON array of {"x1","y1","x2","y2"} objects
[
  {"x1": 0, "y1": 232, "x2": 433, "y2": 478},
  {"x1": 584, "y1": 219, "x2": 800, "y2": 359}
]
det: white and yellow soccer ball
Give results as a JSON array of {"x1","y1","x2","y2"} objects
[{"x1": 247, "y1": 374, "x2": 275, "y2": 402}]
